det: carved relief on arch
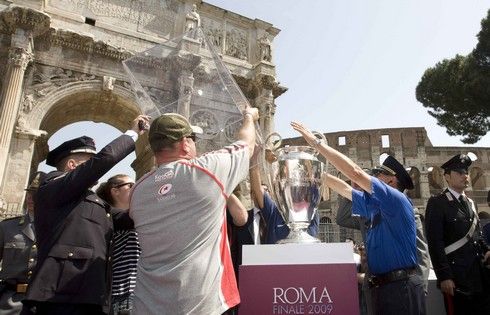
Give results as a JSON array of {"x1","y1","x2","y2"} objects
[
  {"x1": 257, "y1": 33, "x2": 272, "y2": 62},
  {"x1": 469, "y1": 167, "x2": 485, "y2": 190},
  {"x1": 201, "y1": 16, "x2": 223, "y2": 50},
  {"x1": 15, "y1": 94, "x2": 46, "y2": 137},
  {"x1": 225, "y1": 26, "x2": 248, "y2": 60},
  {"x1": 29, "y1": 64, "x2": 98, "y2": 98}
]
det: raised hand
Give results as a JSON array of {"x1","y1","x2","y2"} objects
[
  {"x1": 131, "y1": 115, "x2": 151, "y2": 135},
  {"x1": 290, "y1": 121, "x2": 317, "y2": 147}
]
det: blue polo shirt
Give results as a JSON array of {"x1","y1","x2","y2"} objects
[
  {"x1": 261, "y1": 193, "x2": 319, "y2": 244},
  {"x1": 352, "y1": 177, "x2": 417, "y2": 274}
]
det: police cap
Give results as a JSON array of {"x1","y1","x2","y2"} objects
[
  {"x1": 441, "y1": 154, "x2": 472, "y2": 174},
  {"x1": 372, "y1": 155, "x2": 414, "y2": 190},
  {"x1": 46, "y1": 136, "x2": 97, "y2": 167}
]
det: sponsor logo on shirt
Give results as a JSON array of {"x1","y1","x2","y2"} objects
[
  {"x1": 158, "y1": 184, "x2": 173, "y2": 195},
  {"x1": 155, "y1": 170, "x2": 174, "y2": 182},
  {"x1": 157, "y1": 194, "x2": 176, "y2": 203},
  {"x1": 157, "y1": 183, "x2": 175, "y2": 202}
]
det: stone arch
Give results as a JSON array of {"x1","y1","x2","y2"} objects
[
  {"x1": 406, "y1": 167, "x2": 421, "y2": 199},
  {"x1": 29, "y1": 81, "x2": 142, "y2": 162},
  {"x1": 428, "y1": 166, "x2": 444, "y2": 193},
  {"x1": 469, "y1": 167, "x2": 485, "y2": 190}
]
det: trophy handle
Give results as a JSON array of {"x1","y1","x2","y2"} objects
[
  {"x1": 311, "y1": 131, "x2": 327, "y2": 155},
  {"x1": 264, "y1": 132, "x2": 282, "y2": 151},
  {"x1": 263, "y1": 132, "x2": 282, "y2": 165}
]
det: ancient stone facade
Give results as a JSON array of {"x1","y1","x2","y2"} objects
[{"x1": 0, "y1": 0, "x2": 286, "y2": 217}]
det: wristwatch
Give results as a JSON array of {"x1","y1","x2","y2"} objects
[{"x1": 314, "y1": 137, "x2": 322, "y2": 147}]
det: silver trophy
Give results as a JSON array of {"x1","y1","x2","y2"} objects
[{"x1": 264, "y1": 133, "x2": 326, "y2": 244}]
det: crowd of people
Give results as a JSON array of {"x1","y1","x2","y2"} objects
[{"x1": 0, "y1": 110, "x2": 488, "y2": 315}]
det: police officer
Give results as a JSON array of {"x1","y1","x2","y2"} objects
[
  {"x1": 21, "y1": 115, "x2": 149, "y2": 315},
  {"x1": 0, "y1": 172, "x2": 44, "y2": 315},
  {"x1": 292, "y1": 121, "x2": 426, "y2": 315},
  {"x1": 425, "y1": 154, "x2": 490, "y2": 314}
]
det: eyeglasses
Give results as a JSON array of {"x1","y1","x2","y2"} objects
[{"x1": 115, "y1": 182, "x2": 134, "y2": 189}]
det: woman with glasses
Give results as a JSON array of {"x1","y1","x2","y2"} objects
[{"x1": 96, "y1": 174, "x2": 139, "y2": 315}]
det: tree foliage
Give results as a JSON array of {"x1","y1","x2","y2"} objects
[{"x1": 416, "y1": 10, "x2": 490, "y2": 144}]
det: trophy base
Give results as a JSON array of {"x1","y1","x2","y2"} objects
[{"x1": 277, "y1": 229, "x2": 321, "y2": 244}]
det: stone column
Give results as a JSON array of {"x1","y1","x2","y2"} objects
[
  {"x1": 177, "y1": 71, "x2": 194, "y2": 119},
  {"x1": 0, "y1": 42, "x2": 33, "y2": 187},
  {"x1": 0, "y1": 6, "x2": 50, "y2": 210},
  {"x1": 254, "y1": 75, "x2": 276, "y2": 137}
]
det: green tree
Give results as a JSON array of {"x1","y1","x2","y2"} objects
[{"x1": 416, "y1": 10, "x2": 490, "y2": 144}]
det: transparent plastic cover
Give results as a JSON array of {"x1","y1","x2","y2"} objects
[{"x1": 123, "y1": 27, "x2": 262, "y2": 153}]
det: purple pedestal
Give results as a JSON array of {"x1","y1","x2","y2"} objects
[{"x1": 238, "y1": 243, "x2": 359, "y2": 315}]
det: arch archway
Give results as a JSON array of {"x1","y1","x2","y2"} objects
[
  {"x1": 28, "y1": 81, "x2": 144, "y2": 169},
  {"x1": 428, "y1": 166, "x2": 444, "y2": 194},
  {"x1": 3, "y1": 80, "x2": 147, "y2": 214},
  {"x1": 407, "y1": 167, "x2": 421, "y2": 199},
  {"x1": 469, "y1": 167, "x2": 485, "y2": 190}
]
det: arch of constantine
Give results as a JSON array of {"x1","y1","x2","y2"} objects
[{"x1": 0, "y1": 0, "x2": 285, "y2": 216}]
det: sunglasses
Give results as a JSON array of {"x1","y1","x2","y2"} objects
[
  {"x1": 115, "y1": 182, "x2": 134, "y2": 189},
  {"x1": 187, "y1": 133, "x2": 197, "y2": 141}
]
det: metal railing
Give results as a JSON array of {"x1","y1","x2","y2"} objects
[{"x1": 318, "y1": 222, "x2": 363, "y2": 244}]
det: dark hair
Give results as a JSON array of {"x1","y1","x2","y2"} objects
[
  {"x1": 56, "y1": 152, "x2": 92, "y2": 171},
  {"x1": 478, "y1": 211, "x2": 490, "y2": 219},
  {"x1": 96, "y1": 174, "x2": 129, "y2": 206},
  {"x1": 150, "y1": 138, "x2": 180, "y2": 154}
]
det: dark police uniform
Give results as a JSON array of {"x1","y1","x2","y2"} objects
[
  {"x1": 0, "y1": 172, "x2": 44, "y2": 315},
  {"x1": 22, "y1": 134, "x2": 136, "y2": 315},
  {"x1": 425, "y1": 154, "x2": 490, "y2": 314},
  {"x1": 0, "y1": 215, "x2": 36, "y2": 315}
]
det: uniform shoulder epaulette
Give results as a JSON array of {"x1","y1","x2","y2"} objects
[{"x1": 45, "y1": 171, "x2": 66, "y2": 182}]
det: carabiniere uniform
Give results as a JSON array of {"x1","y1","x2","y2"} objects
[
  {"x1": 0, "y1": 214, "x2": 37, "y2": 314},
  {"x1": 426, "y1": 190, "x2": 487, "y2": 293}
]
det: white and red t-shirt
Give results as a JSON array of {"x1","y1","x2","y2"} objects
[{"x1": 130, "y1": 141, "x2": 249, "y2": 315}]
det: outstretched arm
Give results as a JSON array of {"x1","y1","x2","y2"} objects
[
  {"x1": 323, "y1": 173, "x2": 353, "y2": 200},
  {"x1": 249, "y1": 162, "x2": 265, "y2": 210},
  {"x1": 227, "y1": 194, "x2": 248, "y2": 226},
  {"x1": 291, "y1": 121, "x2": 372, "y2": 194},
  {"x1": 237, "y1": 107, "x2": 259, "y2": 158}
]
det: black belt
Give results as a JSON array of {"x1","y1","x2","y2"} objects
[
  {"x1": 368, "y1": 268, "x2": 416, "y2": 288},
  {"x1": 0, "y1": 282, "x2": 28, "y2": 293}
]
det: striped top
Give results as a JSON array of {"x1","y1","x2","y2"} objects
[{"x1": 111, "y1": 228, "x2": 140, "y2": 297}]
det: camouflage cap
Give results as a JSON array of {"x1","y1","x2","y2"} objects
[{"x1": 149, "y1": 113, "x2": 203, "y2": 147}]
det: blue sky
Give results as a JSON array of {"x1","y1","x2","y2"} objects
[
  {"x1": 40, "y1": 1, "x2": 490, "y2": 180},
  {"x1": 206, "y1": 0, "x2": 490, "y2": 146}
]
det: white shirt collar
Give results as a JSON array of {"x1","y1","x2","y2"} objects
[{"x1": 447, "y1": 187, "x2": 464, "y2": 200}]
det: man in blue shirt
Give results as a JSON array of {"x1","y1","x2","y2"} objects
[{"x1": 292, "y1": 121, "x2": 425, "y2": 315}]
